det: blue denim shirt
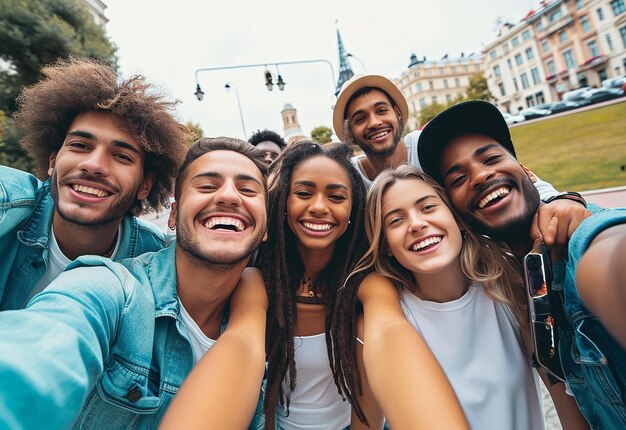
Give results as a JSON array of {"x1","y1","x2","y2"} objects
[
  {"x1": 0, "y1": 165, "x2": 165, "y2": 310},
  {"x1": 556, "y1": 205, "x2": 626, "y2": 429},
  {"x1": 0, "y1": 244, "x2": 265, "y2": 429}
]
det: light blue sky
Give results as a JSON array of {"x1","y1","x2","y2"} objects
[{"x1": 105, "y1": 0, "x2": 538, "y2": 139}]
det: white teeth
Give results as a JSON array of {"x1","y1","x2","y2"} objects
[
  {"x1": 369, "y1": 130, "x2": 389, "y2": 140},
  {"x1": 478, "y1": 187, "x2": 510, "y2": 209},
  {"x1": 204, "y1": 217, "x2": 245, "y2": 232},
  {"x1": 302, "y1": 222, "x2": 334, "y2": 231},
  {"x1": 411, "y1": 236, "x2": 442, "y2": 251},
  {"x1": 72, "y1": 184, "x2": 109, "y2": 197}
]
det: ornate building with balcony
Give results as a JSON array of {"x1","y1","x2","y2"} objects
[{"x1": 394, "y1": 53, "x2": 483, "y2": 129}]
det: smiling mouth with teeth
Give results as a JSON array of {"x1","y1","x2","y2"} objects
[
  {"x1": 204, "y1": 216, "x2": 246, "y2": 232},
  {"x1": 477, "y1": 187, "x2": 511, "y2": 209},
  {"x1": 72, "y1": 184, "x2": 110, "y2": 198},
  {"x1": 301, "y1": 221, "x2": 335, "y2": 231},
  {"x1": 411, "y1": 236, "x2": 442, "y2": 251},
  {"x1": 368, "y1": 130, "x2": 390, "y2": 140}
]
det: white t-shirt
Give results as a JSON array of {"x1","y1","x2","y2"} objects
[
  {"x1": 278, "y1": 333, "x2": 350, "y2": 430},
  {"x1": 28, "y1": 225, "x2": 122, "y2": 302},
  {"x1": 400, "y1": 285, "x2": 545, "y2": 430},
  {"x1": 178, "y1": 299, "x2": 216, "y2": 364}
]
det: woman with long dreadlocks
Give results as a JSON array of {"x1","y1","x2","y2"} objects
[
  {"x1": 331, "y1": 165, "x2": 587, "y2": 430},
  {"x1": 259, "y1": 142, "x2": 465, "y2": 430}
]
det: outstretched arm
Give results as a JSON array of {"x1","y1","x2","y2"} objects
[
  {"x1": 577, "y1": 224, "x2": 626, "y2": 350},
  {"x1": 160, "y1": 268, "x2": 268, "y2": 430},
  {"x1": 357, "y1": 273, "x2": 469, "y2": 430}
]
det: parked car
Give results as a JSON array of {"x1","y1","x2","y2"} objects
[
  {"x1": 519, "y1": 106, "x2": 551, "y2": 120},
  {"x1": 601, "y1": 76, "x2": 626, "y2": 90},
  {"x1": 563, "y1": 95, "x2": 592, "y2": 108},
  {"x1": 501, "y1": 111, "x2": 525, "y2": 124},
  {"x1": 546, "y1": 100, "x2": 583, "y2": 114},
  {"x1": 587, "y1": 87, "x2": 624, "y2": 104},
  {"x1": 562, "y1": 87, "x2": 593, "y2": 100}
]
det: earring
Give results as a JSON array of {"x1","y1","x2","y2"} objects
[
  {"x1": 348, "y1": 220, "x2": 351, "y2": 224},
  {"x1": 169, "y1": 225, "x2": 176, "y2": 231}
]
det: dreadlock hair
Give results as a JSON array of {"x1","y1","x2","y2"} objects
[
  {"x1": 248, "y1": 129, "x2": 286, "y2": 151},
  {"x1": 257, "y1": 140, "x2": 367, "y2": 430},
  {"x1": 331, "y1": 164, "x2": 524, "y2": 424},
  {"x1": 174, "y1": 137, "x2": 268, "y2": 202},
  {"x1": 13, "y1": 56, "x2": 190, "y2": 215}
]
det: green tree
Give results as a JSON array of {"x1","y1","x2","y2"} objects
[
  {"x1": 464, "y1": 73, "x2": 494, "y2": 102},
  {"x1": 185, "y1": 121, "x2": 204, "y2": 145},
  {"x1": 311, "y1": 125, "x2": 333, "y2": 144},
  {"x1": 418, "y1": 102, "x2": 447, "y2": 126}
]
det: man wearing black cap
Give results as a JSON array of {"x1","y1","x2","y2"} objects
[{"x1": 418, "y1": 100, "x2": 626, "y2": 429}]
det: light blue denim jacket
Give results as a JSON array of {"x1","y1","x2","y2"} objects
[
  {"x1": 0, "y1": 165, "x2": 165, "y2": 310},
  {"x1": 555, "y1": 205, "x2": 626, "y2": 429},
  {"x1": 0, "y1": 244, "x2": 265, "y2": 429}
]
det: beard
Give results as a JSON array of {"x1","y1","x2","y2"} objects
[
  {"x1": 345, "y1": 114, "x2": 404, "y2": 157},
  {"x1": 50, "y1": 169, "x2": 135, "y2": 227},
  {"x1": 469, "y1": 174, "x2": 540, "y2": 243},
  {"x1": 176, "y1": 212, "x2": 266, "y2": 269}
]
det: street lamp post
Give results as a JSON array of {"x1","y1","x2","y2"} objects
[{"x1": 224, "y1": 82, "x2": 247, "y2": 138}]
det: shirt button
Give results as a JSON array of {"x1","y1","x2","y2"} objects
[{"x1": 127, "y1": 389, "x2": 142, "y2": 403}]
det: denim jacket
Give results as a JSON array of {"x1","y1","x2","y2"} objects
[
  {"x1": 0, "y1": 165, "x2": 165, "y2": 310},
  {"x1": 0, "y1": 244, "x2": 265, "y2": 429},
  {"x1": 556, "y1": 205, "x2": 626, "y2": 429}
]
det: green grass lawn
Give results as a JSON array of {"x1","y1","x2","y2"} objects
[{"x1": 510, "y1": 100, "x2": 626, "y2": 191}]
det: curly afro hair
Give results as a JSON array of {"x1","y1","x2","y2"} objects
[
  {"x1": 248, "y1": 129, "x2": 286, "y2": 150},
  {"x1": 13, "y1": 56, "x2": 190, "y2": 214}
]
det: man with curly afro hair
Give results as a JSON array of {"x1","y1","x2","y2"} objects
[
  {"x1": 0, "y1": 57, "x2": 190, "y2": 310},
  {"x1": 248, "y1": 129, "x2": 286, "y2": 166}
]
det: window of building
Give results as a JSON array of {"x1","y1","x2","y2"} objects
[
  {"x1": 507, "y1": 58, "x2": 513, "y2": 69},
  {"x1": 432, "y1": 96, "x2": 438, "y2": 104},
  {"x1": 621, "y1": 25, "x2": 626, "y2": 48},
  {"x1": 416, "y1": 82, "x2": 423, "y2": 91},
  {"x1": 513, "y1": 77, "x2": 519, "y2": 91},
  {"x1": 451, "y1": 65, "x2": 456, "y2": 72},
  {"x1": 559, "y1": 30, "x2": 568, "y2": 43},
  {"x1": 419, "y1": 98, "x2": 426, "y2": 108},
  {"x1": 521, "y1": 73, "x2": 530, "y2": 89},
  {"x1": 411, "y1": 101, "x2": 416, "y2": 113},
  {"x1": 563, "y1": 49, "x2": 576, "y2": 68},
  {"x1": 427, "y1": 68, "x2": 432, "y2": 76},
  {"x1": 446, "y1": 94, "x2": 452, "y2": 103},
  {"x1": 429, "y1": 80, "x2": 434, "y2": 89},
  {"x1": 547, "y1": 59, "x2": 556, "y2": 75},
  {"x1": 526, "y1": 95, "x2": 535, "y2": 107},
  {"x1": 531, "y1": 67, "x2": 541, "y2": 84},
  {"x1": 444, "y1": 79, "x2": 449, "y2": 88},
  {"x1": 611, "y1": 0, "x2": 625, "y2": 15},
  {"x1": 515, "y1": 53, "x2": 523, "y2": 65},
  {"x1": 440, "y1": 67, "x2": 445, "y2": 75},
  {"x1": 588, "y1": 39, "x2": 600, "y2": 57},
  {"x1": 464, "y1": 65, "x2": 469, "y2": 72},
  {"x1": 597, "y1": 7, "x2": 605, "y2": 20},
  {"x1": 490, "y1": 50, "x2": 497, "y2": 60},
  {"x1": 537, "y1": 20, "x2": 544, "y2": 31},
  {"x1": 503, "y1": 42, "x2": 510, "y2": 53},
  {"x1": 550, "y1": 9, "x2": 563, "y2": 22},
  {"x1": 512, "y1": 36, "x2": 520, "y2": 47},
  {"x1": 606, "y1": 33, "x2": 614, "y2": 51},
  {"x1": 498, "y1": 82, "x2": 506, "y2": 96},
  {"x1": 581, "y1": 16, "x2": 591, "y2": 33},
  {"x1": 522, "y1": 29, "x2": 531, "y2": 40},
  {"x1": 414, "y1": 71, "x2": 420, "y2": 78},
  {"x1": 576, "y1": 0, "x2": 584, "y2": 9},
  {"x1": 599, "y1": 69, "x2": 607, "y2": 81},
  {"x1": 455, "y1": 77, "x2": 461, "y2": 87},
  {"x1": 526, "y1": 47, "x2": 534, "y2": 60},
  {"x1": 536, "y1": 92, "x2": 545, "y2": 104},
  {"x1": 541, "y1": 39, "x2": 549, "y2": 52},
  {"x1": 493, "y1": 65, "x2": 501, "y2": 77}
]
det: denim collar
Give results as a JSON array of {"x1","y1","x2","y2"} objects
[{"x1": 16, "y1": 179, "x2": 54, "y2": 249}]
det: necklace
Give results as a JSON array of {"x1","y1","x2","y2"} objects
[
  {"x1": 302, "y1": 275, "x2": 315, "y2": 297},
  {"x1": 101, "y1": 230, "x2": 119, "y2": 258}
]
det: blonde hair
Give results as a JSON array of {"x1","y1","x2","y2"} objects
[{"x1": 352, "y1": 164, "x2": 523, "y2": 322}]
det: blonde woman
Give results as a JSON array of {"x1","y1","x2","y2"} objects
[{"x1": 331, "y1": 165, "x2": 587, "y2": 430}]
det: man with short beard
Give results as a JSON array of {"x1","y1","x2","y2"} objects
[
  {"x1": 0, "y1": 57, "x2": 189, "y2": 310},
  {"x1": 418, "y1": 100, "x2": 626, "y2": 429},
  {"x1": 0, "y1": 137, "x2": 269, "y2": 429}
]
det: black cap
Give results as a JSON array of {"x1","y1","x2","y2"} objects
[{"x1": 417, "y1": 100, "x2": 515, "y2": 183}]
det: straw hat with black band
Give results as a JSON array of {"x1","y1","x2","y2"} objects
[
  {"x1": 417, "y1": 100, "x2": 516, "y2": 183},
  {"x1": 333, "y1": 74, "x2": 409, "y2": 142}
]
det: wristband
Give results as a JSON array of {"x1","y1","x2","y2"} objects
[{"x1": 543, "y1": 191, "x2": 587, "y2": 208}]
